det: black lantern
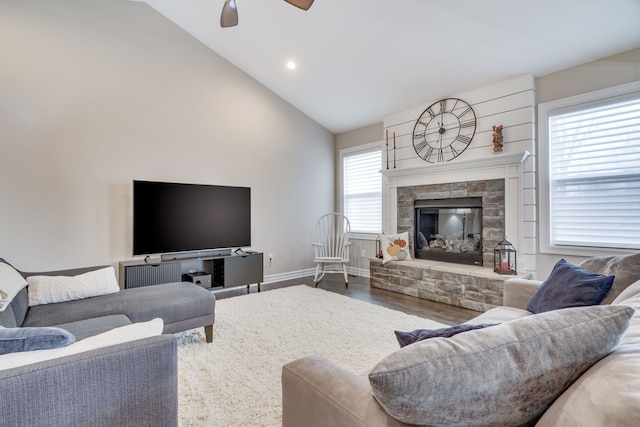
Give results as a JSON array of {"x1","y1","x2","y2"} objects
[
  {"x1": 375, "y1": 234, "x2": 383, "y2": 258},
  {"x1": 494, "y1": 239, "x2": 517, "y2": 275}
]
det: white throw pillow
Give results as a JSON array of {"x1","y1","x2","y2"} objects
[
  {"x1": 380, "y1": 232, "x2": 412, "y2": 264},
  {"x1": 27, "y1": 266, "x2": 120, "y2": 306},
  {"x1": 0, "y1": 318, "x2": 164, "y2": 371},
  {"x1": 0, "y1": 262, "x2": 28, "y2": 312}
]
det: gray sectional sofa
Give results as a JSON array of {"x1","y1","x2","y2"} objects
[{"x1": 0, "y1": 259, "x2": 216, "y2": 427}]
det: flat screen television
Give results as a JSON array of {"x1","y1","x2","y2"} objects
[{"x1": 133, "y1": 180, "x2": 251, "y2": 256}]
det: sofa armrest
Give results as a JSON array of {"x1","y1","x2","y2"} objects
[
  {"x1": 0, "y1": 335, "x2": 177, "y2": 427},
  {"x1": 503, "y1": 278, "x2": 542, "y2": 310},
  {"x1": 282, "y1": 355, "x2": 409, "y2": 427}
]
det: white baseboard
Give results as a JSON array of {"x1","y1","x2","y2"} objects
[
  {"x1": 347, "y1": 266, "x2": 370, "y2": 278},
  {"x1": 263, "y1": 268, "x2": 315, "y2": 284},
  {"x1": 263, "y1": 266, "x2": 369, "y2": 284}
]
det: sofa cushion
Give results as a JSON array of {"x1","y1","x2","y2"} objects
[
  {"x1": 55, "y1": 315, "x2": 132, "y2": 341},
  {"x1": 394, "y1": 323, "x2": 496, "y2": 348},
  {"x1": 26, "y1": 266, "x2": 120, "y2": 306},
  {"x1": 0, "y1": 326, "x2": 75, "y2": 355},
  {"x1": 368, "y1": 305, "x2": 633, "y2": 427},
  {"x1": 526, "y1": 259, "x2": 613, "y2": 314},
  {"x1": 537, "y1": 279, "x2": 640, "y2": 427},
  {"x1": 22, "y1": 282, "x2": 215, "y2": 333},
  {"x1": 579, "y1": 252, "x2": 640, "y2": 304},
  {"x1": 0, "y1": 318, "x2": 163, "y2": 371},
  {"x1": 466, "y1": 305, "x2": 531, "y2": 324},
  {"x1": 0, "y1": 261, "x2": 28, "y2": 312}
]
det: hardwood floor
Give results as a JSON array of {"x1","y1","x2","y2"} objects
[{"x1": 213, "y1": 273, "x2": 478, "y2": 325}]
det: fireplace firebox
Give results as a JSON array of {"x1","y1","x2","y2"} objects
[{"x1": 414, "y1": 197, "x2": 483, "y2": 266}]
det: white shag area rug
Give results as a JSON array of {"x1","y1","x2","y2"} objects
[{"x1": 176, "y1": 285, "x2": 447, "y2": 426}]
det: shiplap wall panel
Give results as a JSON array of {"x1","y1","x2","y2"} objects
[{"x1": 383, "y1": 98, "x2": 535, "y2": 169}]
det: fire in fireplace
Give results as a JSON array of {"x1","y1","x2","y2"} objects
[{"x1": 414, "y1": 197, "x2": 483, "y2": 266}]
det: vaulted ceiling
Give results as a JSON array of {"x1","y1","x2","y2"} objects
[{"x1": 142, "y1": 0, "x2": 640, "y2": 134}]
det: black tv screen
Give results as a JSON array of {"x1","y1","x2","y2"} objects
[{"x1": 133, "y1": 180, "x2": 251, "y2": 256}]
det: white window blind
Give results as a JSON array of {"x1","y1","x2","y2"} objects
[
  {"x1": 548, "y1": 94, "x2": 640, "y2": 249},
  {"x1": 343, "y1": 148, "x2": 382, "y2": 234}
]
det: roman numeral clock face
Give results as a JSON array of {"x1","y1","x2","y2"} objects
[{"x1": 412, "y1": 98, "x2": 477, "y2": 163}]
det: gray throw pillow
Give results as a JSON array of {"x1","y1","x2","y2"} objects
[
  {"x1": 394, "y1": 323, "x2": 496, "y2": 348},
  {"x1": 369, "y1": 305, "x2": 633, "y2": 427},
  {"x1": 526, "y1": 259, "x2": 614, "y2": 314},
  {"x1": 579, "y1": 252, "x2": 640, "y2": 304},
  {"x1": 0, "y1": 326, "x2": 76, "y2": 355}
]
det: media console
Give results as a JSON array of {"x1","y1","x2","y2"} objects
[{"x1": 119, "y1": 251, "x2": 264, "y2": 293}]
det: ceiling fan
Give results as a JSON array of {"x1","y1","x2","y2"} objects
[{"x1": 221, "y1": 0, "x2": 314, "y2": 28}]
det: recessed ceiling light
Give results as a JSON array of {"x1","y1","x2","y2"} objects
[{"x1": 286, "y1": 61, "x2": 297, "y2": 70}]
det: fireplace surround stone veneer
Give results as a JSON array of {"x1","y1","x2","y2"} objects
[
  {"x1": 370, "y1": 178, "x2": 532, "y2": 312},
  {"x1": 397, "y1": 179, "x2": 506, "y2": 266}
]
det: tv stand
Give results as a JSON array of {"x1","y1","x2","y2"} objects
[{"x1": 119, "y1": 252, "x2": 263, "y2": 292}]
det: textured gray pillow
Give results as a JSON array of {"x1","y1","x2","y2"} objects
[
  {"x1": 579, "y1": 252, "x2": 640, "y2": 304},
  {"x1": 0, "y1": 326, "x2": 76, "y2": 355},
  {"x1": 369, "y1": 305, "x2": 634, "y2": 427}
]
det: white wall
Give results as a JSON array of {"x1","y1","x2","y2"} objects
[{"x1": 0, "y1": 0, "x2": 334, "y2": 275}]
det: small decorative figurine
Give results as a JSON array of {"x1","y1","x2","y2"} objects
[{"x1": 492, "y1": 125, "x2": 504, "y2": 153}]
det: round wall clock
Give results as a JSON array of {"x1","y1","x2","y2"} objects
[{"x1": 412, "y1": 98, "x2": 477, "y2": 163}]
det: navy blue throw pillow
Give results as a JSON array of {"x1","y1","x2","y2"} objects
[
  {"x1": 394, "y1": 323, "x2": 497, "y2": 348},
  {"x1": 526, "y1": 259, "x2": 614, "y2": 314},
  {"x1": 0, "y1": 326, "x2": 76, "y2": 355}
]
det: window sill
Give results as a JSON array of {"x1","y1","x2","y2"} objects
[
  {"x1": 540, "y1": 244, "x2": 638, "y2": 258},
  {"x1": 350, "y1": 233, "x2": 379, "y2": 241}
]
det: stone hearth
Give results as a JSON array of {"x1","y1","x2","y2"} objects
[{"x1": 370, "y1": 258, "x2": 531, "y2": 312}]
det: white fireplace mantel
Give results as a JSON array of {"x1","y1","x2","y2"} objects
[{"x1": 381, "y1": 151, "x2": 530, "y2": 179}]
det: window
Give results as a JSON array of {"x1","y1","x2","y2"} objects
[
  {"x1": 539, "y1": 81, "x2": 640, "y2": 254},
  {"x1": 341, "y1": 145, "x2": 382, "y2": 235}
]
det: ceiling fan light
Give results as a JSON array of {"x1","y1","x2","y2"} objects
[
  {"x1": 221, "y1": 0, "x2": 238, "y2": 27},
  {"x1": 283, "y1": 0, "x2": 314, "y2": 11}
]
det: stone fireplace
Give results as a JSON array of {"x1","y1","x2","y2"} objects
[
  {"x1": 371, "y1": 75, "x2": 537, "y2": 311},
  {"x1": 370, "y1": 151, "x2": 534, "y2": 312}
]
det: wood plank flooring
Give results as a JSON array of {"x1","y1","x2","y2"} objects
[{"x1": 213, "y1": 274, "x2": 478, "y2": 326}]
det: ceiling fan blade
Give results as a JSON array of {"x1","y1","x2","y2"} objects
[
  {"x1": 220, "y1": 0, "x2": 238, "y2": 27},
  {"x1": 284, "y1": 0, "x2": 314, "y2": 11}
]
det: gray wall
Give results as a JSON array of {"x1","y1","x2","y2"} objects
[{"x1": 0, "y1": 0, "x2": 335, "y2": 275}]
